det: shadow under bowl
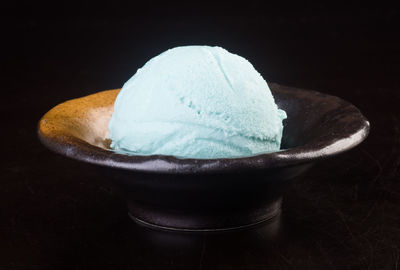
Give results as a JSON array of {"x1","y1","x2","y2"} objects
[{"x1": 38, "y1": 83, "x2": 370, "y2": 231}]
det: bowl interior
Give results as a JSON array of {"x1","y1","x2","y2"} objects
[{"x1": 38, "y1": 83, "x2": 369, "y2": 173}]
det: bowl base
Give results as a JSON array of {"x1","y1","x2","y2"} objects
[{"x1": 126, "y1": 197, "x2": 282, "y2": 232}]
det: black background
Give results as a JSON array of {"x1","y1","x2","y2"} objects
[{"x1": 1, "y1": 1, "x2": 400, "y2": 269}]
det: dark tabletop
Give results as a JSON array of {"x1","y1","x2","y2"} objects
[{"x1": 1, "y1": 2, "x2": 400, "y2": 269}]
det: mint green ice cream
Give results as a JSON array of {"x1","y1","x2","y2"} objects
[{"x1": 108, "y1": 46, "x2": 287, "y2": 159}]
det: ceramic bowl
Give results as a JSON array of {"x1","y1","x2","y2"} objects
[{"x1": 38, "y1": 83, "x2": 370, "y2": 231}]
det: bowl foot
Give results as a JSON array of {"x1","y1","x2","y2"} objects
[{"x1": 126, "y1": 197, "x2": 282, "y2": 232}]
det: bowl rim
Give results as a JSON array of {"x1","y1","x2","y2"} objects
[{"x1": 37, "y1": 83, "x2": 370, "y2": 174}]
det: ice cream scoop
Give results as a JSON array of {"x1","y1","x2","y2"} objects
[{"x1": 108, "y1": 46, "x2": 287, "y2": 158}]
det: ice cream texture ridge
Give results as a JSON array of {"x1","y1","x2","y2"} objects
[{"x1": 108, "y1": 45, "x2": 287, "y2": 159}]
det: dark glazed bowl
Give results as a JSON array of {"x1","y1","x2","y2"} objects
[{"x1": 38, "y1": 83, "x2": 370, "y2": 231}]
